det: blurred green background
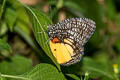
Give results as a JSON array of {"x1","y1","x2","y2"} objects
[{"x1": 0, "y1": 0, "x2": 120, "y2": 80}]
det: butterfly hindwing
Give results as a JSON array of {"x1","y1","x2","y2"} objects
[{"x1": 49, "y1": 40, "x2": 72, "y2": 64}]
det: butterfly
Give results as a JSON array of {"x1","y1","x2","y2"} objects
[{"x1": 48, "y1": 18, "x2": 96, "y2": 66}]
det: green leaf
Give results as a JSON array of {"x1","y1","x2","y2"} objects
[
  {"x1": 0, "y1": 77, "x2": 7, "y2": 80},
  {"x1": 17, "y1": 7, "x2": 29, "y2": 24},
  {"x1": 0, "y1": 56, "x2": 33, "y2": 75},
  {"x1": 0, "y1": 22, "x2": 8, "y2": 36},
  {"x1": 0, "y1": 64, "x2": 66, "y2": 80},
  {"x1": 25, "y1": 6, "x2": 60, "y2": 70},
  {"x1": 117, "y1": 55, "x2": 120, "y2": 72},
  {"x1": 15, "y1": 19, "x2": 40, "y2": 53},
  {"x1": 24, "y1": 64, "x2": 66, "y2": 80},
  {"x1": 15, "y1": 24, "x2": 40, "y2": 53},
  {"x1": 4, "y1": 8, "x2": 17, "y2": 32},
  {"x1": 0, "y1": 39, "x2": 12, "y2": 53},
  {"x1": 56, "y1": 0, "x2": 63, "y2": 9},
  {"x1": 66, "y1": 74, "x2": 80, "y2": 80},
  {"x1": 81, "y1": 57, "x2": 114, "y2": 79},
  {"x1": 93, "y1": 52, "x2": 110, "y2": 64},
  {"x1": 0, "y1": 0, "x2": 6, "y2": 20}
]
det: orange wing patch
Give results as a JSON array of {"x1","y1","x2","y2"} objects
[
  {"x1": 52, "y1": 37, "x2": 60, "y2": 43},
  {"x1": 49, "y1": 38, "x2": 74, "y2": 64}
]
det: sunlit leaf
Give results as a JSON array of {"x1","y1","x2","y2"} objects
[
  {"x1": 0, "y1": 56, "x2": 32, "y2": 75},
  {"x1": 0, "y1": 39, "x2": 12, "y2": 53},
  {"x1": 4, "y1": 8, "x2": 17, "y2": 32},
  {"x1": 0, "y1": 77, "x2": 7, "y2": 80},
  {"x1": 81, "y1": 57, "x2": 114, "y2": 79},
  {"x1": 24, "y1": 64, "x2": 66, "y2": 80},
  {"x1": 17, "y1": 7, "x2": 29, "y2": 24},
  {"x1": 25, "y1": 6, "x2": 60, "y2": 70},
  {"x1": 0, "y1": 22, "x2": 8, "y2": 36}
]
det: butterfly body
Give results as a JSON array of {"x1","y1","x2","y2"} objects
[{"x1": 48, "y1": 18, "x2": 96, "y2": 66}]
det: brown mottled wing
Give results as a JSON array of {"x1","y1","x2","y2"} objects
[{"x1": 63, "y1": 18, "x2": 96, "y2": 46}]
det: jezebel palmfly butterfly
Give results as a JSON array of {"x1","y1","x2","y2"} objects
[{"x1": 48, "y1": 18, "x2": 96, "y2": 66}]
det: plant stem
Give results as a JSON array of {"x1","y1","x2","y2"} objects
[{"x1": 1, "y1": 74, "x2": 28, "y2": 80}]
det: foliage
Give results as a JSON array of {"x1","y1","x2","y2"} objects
[{"x1": 0, "y1": 0, "x2": 120, "y2": 80}]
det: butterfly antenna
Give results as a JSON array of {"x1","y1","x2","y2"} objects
[
  {"x1": 37, "y1": 30, "x2": 52, "y2": 44},
  {"x1": 45, "y1": 37, "x2": 52, "y2": 44}
]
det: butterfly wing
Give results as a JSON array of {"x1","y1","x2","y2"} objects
[
  {"x1": 48, "y1": 18, "x2": 96, "y2": 65},
  {"x1": 64, "y1": 18, "x2": 96, "y2": 46},
  {"x1": 49, "y1": 39, "x2": 73, "y2": 64}
]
